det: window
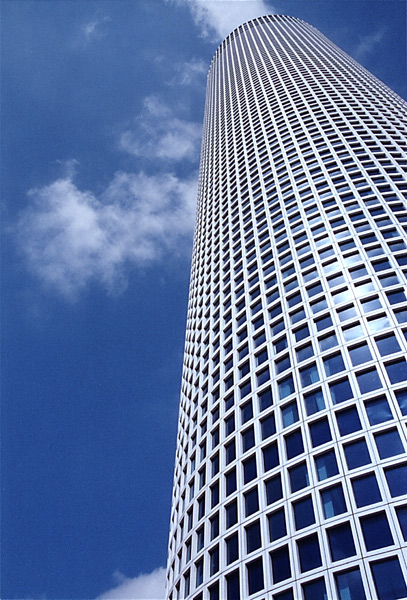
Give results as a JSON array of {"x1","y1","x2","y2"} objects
[
  {"x1": 386, "y1": 359, "x2": 407, "y2": 384},
  {"x1": 300, "y1": 363, "x2": 320, "y2": 386},
  {"x1": 302, "y1": 578, "x2": 328, "y2": 600},
  {"x1": 375, "y1": 333, "x2": 401, "y2": 356},
  {"x1": 247, "y1": 558, "x2": 264, "y2": 595},
  {"x1": 349, "y1": 342, "x2": 372, "y2": 365},
  {"x1": 226, "y1": 533, "x2": 239, "y2": 564},
  {"x1": 297, "y1": 534, "x2": 322, "y2": 572},
  {"x1": 335, "y1": 568, "x2": 366, "y2": 600},
  {"x1": 309, "y1": 418, "x2": 331, "y2": 446},
  {"x1": 396, "y1": 506, "x2": 407, "y2": 541},
  {"x1": 304, "y1": 388, "x2": 325, "y2": 415},
  {"x1": 357, "y1": 368, "x2": 382, "y2": 393},
  {"x1": 374, "y1": 429, "x2": 404, "y2": 459},
  {"x1": 225, "y1": 439, "x2": 236, "y2": 464},
  {"x1": 265, "y1": 474, "x2": 283, "y2": 504},
  {"x1": 365, "y1": 396, "x2": 392, "y2": 425},
  {"x1": 352, "y1": 473, "x2": 381, "y2": 507},
  {"x1": 241, "y1": 400, "x2": 253, "y2": 423},
  {"x1": 263, "y1": 442, "x2": 279, "y2": 471},
  {"x1": 370, "y1": 557, "x2": 407, "y2": 600},
  {"x1": 246, "y1": 520, "x2": 261, "y2": 553},
  {"x1": 210, "y1": 546, "x2": 219, "y2": 575},
  {"x1": 225, "y1": 468, "x2": 237, "y2": 496},
  {"x1": 281, "y1": 401, "x2": 299, "y2": 426},
  {"x1": 273, "y1": 589, "x2": 294, "y2": 600},
  {"x1": 336, "y1": 406, "x2": 361, "y2": 435},
  {"x1": 285, "y1": 429, "x2": 304, "y2": 459},
  {"x1": 226, "y1": 499, "x2": 238, "y2": 528},
  {"x1": 278, "y1": 374, "x2": 295, "y2": 399},
  {"x1": 289, "y1": 461, "x2": 309, "y2": 492},
  {"x1": 315, "y1": 450, "x2": 339, "y2": 480},
  {"x1": 330, "y1": 378, "x2": 353, "y2": 404},
  {"x1": 384, "y1": 464, "x2": 407, "y2": 497},
  {"x1": 360, "y1": 512, "x2": 394, "y2": 551},
  {"x1": 258, "y1": 387, "x2": 273, "y2": 411},
  {"x1": 293, "y1": 495, "x2": 315, "y2": 529},
  {"x1": 344, "y1": 438, "x2": 371, "y2": 469},
  {"x1": 324, "y1": 352, "x2": 345, "y2": 375},
  {"x1": 242, "y1": 427, "x2": 255, "y2": 452},
  {"x1": 210, "y1": 512, "x2": 219, "y2": 539},
  {"x1": 321, "y1": 484, "x2": 347, "y2": 518},
  {"x1": 226, "y1": 569, "x2": 240, "y2": 600},
  {"x1": 243, "y1": 455, "x2": 257, "y2": 483},
  {"x1": 244, "y1": 487, "x2": 259, "y2": 517},
  {"x1": 327, "y1": 522, "x2": 356, "y2": 561},
  {"x1": 270, "y1": 545, "x2": 291, "y2": 583},
  {"x1": 261, "y1": 413, "x2": 276, "y2": 439}
]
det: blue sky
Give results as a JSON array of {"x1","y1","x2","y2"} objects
[{"x1": 1, "y1": 1, "x2": 406, "y2": 598}]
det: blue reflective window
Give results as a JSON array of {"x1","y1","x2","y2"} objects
[
  {"x1": 273, "y1": 589, "x2": 294, "y2": 600},
  {"x1": 371, "y1": 557, "x2": 407, "y2": 600},
  {"x1": 247, "y1": 557, "x2": 264, "y2": 595},
  {"x1": 225, "y1": 439, "x2": 236, "y2": 464},
  {"x1": 261, "y1": 413, "x2": 276, "y2": 439},
  {"x1": 300, "y1": 362, "x2": 320, "y2": 386},
  {"x1": 352, "y1": 473, "x2": 381, "y2": 507},
  {"x1": 309, "y1": 417, "x2": 332, "y2": 447},
  {"x1": 360, "y1": 511, "x2": 394, "y2": 551},
  {"x1": 336, "y1": 405, "x2": 361, "y2": 436},
  {"x1": 226, "y1": 532, "x2": 239, "y2": 564},
  {"x1": 396, "y1": 506, "x2": 407, "y2": 541},
  {"x1": 278, "y1": 374, "x2": 295, "y2": 399},
  {"x1": 327, "y1": 522, "x2": 356, "y2": 561},
  {"x1": 243, "y1": 455, "x2": 257, "y2": 483},
  {"x1": 268, "y1": 507, "x2": 286, "y2": 541},
  {"x1": 319, "y1": 331, "x2": 339, "y2": 351},
  {"x1": 330, "y1": 378, "x2": 353, "y2": 404},
  {"x1": 349, "y1": 342, "x2": 372, "y2": 365},
  {"x1": 315, "y1": 450, "x2": 339, "y2": 480},
  {"x1": 375, "y1": 333, "x2": 401, "y2": 356},
  {"x1": 297, "y1": 534, "x2": 322, "y2": 572},
  {"x1": 335, "y1": 568, "x2": 366, "y2": 600},
  {"x1": 365, "y1": 396, "x2": 392, "y2": 425},
  {"x1": 285, "y1": 429, "x2": 304, "y2": 459},
  {"x1": 281, "y1": 401, "x2": 299, "y2": 427},
  {"x1": 321, "y1": 483, "x2": 347, "y2": 519},
  {"x1": 246, "y1": 520, "x2": 262, "y2": 553},
  {"x1": 265, "y1": 474, "x2": 283, "y2": 504},
  {"x1": 289, "y1": 461, "x2": 309, "y2": 492},
  {"x1": 270, "y1": 545, "x2": 291, "y2": 583},
  {"x1": 344, "y1": 438, "x2": 371, "y2": 469},
  {"x1": 296, "y1": 343, "x2": 314, "y2": 362},
  {"x1": 242, "y1": 427, "x2": 255, "y2": 452},
  {"x1": 263, "y1": 441, "x2": 279, "y2": 472},
  {"x1": 395, "y1": 389, "x2": 407, "y2": 416},
  {"x1": 241, "y1": 400, "x2": 253, "y2": 423},
  {"x1": 226, "y1": 569, "x2": 239, "y2": 600},
  {"x1": 225, "y1": 469, "x2": 237, "y2": 495},
  {"x1": 258, "y1": 387, "x2": 273, "y2": 411},
  {"x1": 315, "y1": 314, "x2": 333, "y2": 330},
  {"x1": 386, "y1": 359, "x2": 407, "y2": 384},
  {"x1": 375, "y1": 429, "x2": 404, "y2": 459},
  {"x1": 324, "y1": 352, "x2": 345, "y2": 376},
  {"x1": 304, "y1": 388, "x2": 325, "y2": 415},
  {"x1": 302, "y1": 578, "x2": 327, "y2": 600},
  {"x1": 244, "y1": 487, "x2": 259, "y2": 517},
  {"x1": 292, "y1": 495, "x2": 315, "y2": 529},
  {"x1": 357, "y1": 368, "x2": 382, "y2": 393},
  {"x1": 384, "y1": 464, "x2": 407, "y2": 497}
]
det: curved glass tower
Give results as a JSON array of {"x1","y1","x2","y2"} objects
[{"x1": 166, "y1": 15, "x2": 407, "y2": 600}]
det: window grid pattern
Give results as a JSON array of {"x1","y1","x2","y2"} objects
[{"x1": 166, "y1": 14, "x2": 407, "y2": 600}]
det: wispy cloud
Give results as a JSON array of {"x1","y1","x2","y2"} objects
[
  {"x1": 171, "y1": 57, "x2": 208, "y2": 86},
  {"x1": 352, "y1": 27, "x2": 387, "y2": 61},
  {"x1": 119, "y1": 95, "x2": 202, "y2": 162},
  {"x1": 170, "y1": 0, "x2": 274, "y2": 40},
  {"x1": 82, "y1": 14, "x2": 110, "y2": 43},
  {"x1": 96, "y1": 568, "x2": 166, "y2": 600},
  {"x1": 16, "y1": 169, "x2": 197, "y2": 298}
]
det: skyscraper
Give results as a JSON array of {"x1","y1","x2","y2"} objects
[{"x1": 166, "y1": 14, "x2": 407, "y2": 600}]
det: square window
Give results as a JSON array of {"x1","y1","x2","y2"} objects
[
  {"x1": 327, "y1": 522, "x2": 356, "y2": 561},
  {"x1": 273, "y1": 589, "x2": 294, "y2": 600},
  {"x1": 300, "y1": 363, "x2": 320, "y2": 386},
  {"x1": 292, "y1": 495, "x2": 315, "y2": 530},
  {"x1": 349, "y1": 342, "x2": 372, "y2": 366},
  {"x1": 375, "y1": 333, "x2": 401, "y2": 356},
  {"x1": 356, "y1": 368, "x2": 382, "y2": 393},
  {"x1": 261, "y1": 413, "x2": 276, "y2": 439},
  {"x1": 302, "y1": 578, "x2": 327, "y2": 600},
  {"x1": 395, "y1": 389, "x2": 407, "y2": 416},
  {"x1": 335, "y1": 568, "x2": 366, "y2": 600},
  {"x1": 281, "y1": 401, "x2": 299, "y2": 427},
  {"x1": 285, "y1": 429, "x2": 304, "y2": 459},
  {"x1": 352, "y1": 473, "x2": 382, "y2": 507},
  {"x1": 384, "y1": 464, "x2": 407, "y2": 497},
  {"x1": 304, "y1": 388, "x2": 325, "y2": 415},
  {"x1": 324, "y1": 352, "x2": 345, "y2": 376},
  {"x1": 374, "y1": 428, "x2": 404, "y2": 458},
  {"x1": 296, "y1": 343, "x2": 314, "y2": 362},
  {"x1": 309, "y1": 418, "x2": 332, "y2": 447},
  {"x1": 321, "y1": 484, "x2": 347, "y2": 518},
  {"x1": 270, "y1": 545, "x2": 291, "y2": 583},
  {"x1": 386, "y1": 359, "x2": 407, "y2": 384},
  {"x1": 315, "y1": 315, "x2": 333, "y2": 331},
  {"x1": 330, "y1": 378, "x2": 353, "y2": 404},
  {"x1": 297, "y1": 534, "x2": 322, "y2": 572},
  {"x1": 258, "y1": 387, "x2": 273, "y2": 411},
  {"x1": 371, "y1": 557, "x2": 407, "y2": 600},
  {"x1": 360, "y1": 511, "x2": 394, "y2": 551},
  {"x1": 226, "y1": 569, "x2": 240, "y2": 600},
  {"x1": 294, "y1": 324, "x2": 310, "y2": 341},
  {"x1": 365, "y1": 396, "x2": 392, "y2": 425},
  {"x1": 278, "y1": 374, "x2": 295, "y2": 399},
  {"x1": 336, "y1": 406, "x2": 361, "y2": 436},
  {"x1": 315, "y1": 450, "x2": 339, "y2": 480},
  {"x1": 344, "y1": 438, "x2": 371, "y2": 469}
]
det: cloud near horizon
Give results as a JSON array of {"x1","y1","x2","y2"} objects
[
  {"x1": 170, "y1": 0, "x2": 274, "y2": 40},
  {"x1": 120, "y1": 95, "x2": 202, "y2": 162},
  {"x1": 96, "y1": 568, "x2": 166, "y2": 600},
  {"x1": 16, "y1": 170, "x2": 197, "y2": 298}
]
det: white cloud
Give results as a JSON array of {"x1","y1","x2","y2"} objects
[
  {"x1": 16, "y1": 170, "x2": 197, "y2": 298},
  {"x1": 82, "y1": 14, "x2": 110, "y2": 42},
  {"x1": 170, "y1": 0, "x2": 274, "y2": 41},
  {"x1": 353, "y1": 28, "x2": 387, "y2": 61},
  {"x1": 120, "y1": 95, "x2": 202, "y2": 162},
  {"x1": 172, "y1": 58, "x2": 208, "y2": 86},
  {"x1": 97, "y1": 568, "x2": 166, "y2": 600}
]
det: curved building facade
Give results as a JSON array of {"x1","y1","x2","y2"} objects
[{"x1": 166, "y1": 15, "x2": 407, "y2": 600}]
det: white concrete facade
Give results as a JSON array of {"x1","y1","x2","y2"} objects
[{"x1": 166, "y1": 15, "x2": 407, "y2": 600}]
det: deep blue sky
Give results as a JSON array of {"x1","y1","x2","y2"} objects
[{"x1": 1, "y1": 1, "x2": 406, "y2": 599}]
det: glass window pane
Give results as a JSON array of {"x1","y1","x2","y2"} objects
[
  {"x1": 357, "y1": 368, "x2": 382, "y2": 393},
  {"x1": 315, "y1": 450, "x2": 339, "y2": 480},
  {"x1": 321, "y1": 484, "x2": 347, "y2": 518},
  {"x1": 297, "y1": 534, "x2": 322, "y2": 572},
  {"x1": 374, "y1": 429, "x2": 404, "y2": 459},
  {"x1": 384, "y1": 464, "x2": 407, "y2": 497},
  {"x1": 265, "y1": 474, "x2": 283, "y2": 504},
  {"x1": 309, "y1": 418, "x2": 332, "y2": 447},
  {"x1": 304, "y1": 388, "x2": 325, "y2": 415},
  {"x1": 268, "y1": 508, "x2": 286, "y2": 541},
  {"x1": 360, "y1": 512, "x2": 394, "y2": 550},
  {"x1": 386, "y1": 359, "x2": 407, "y2": 384},
  {"x1": 247, "y1": 557, "x2": 264, "y2": 595},
  {"x1": 336, "y1": 406, "x2": 361, "y2": 436},
  {"x1": 270, "y1": 545, "x2": 291, "y2": 583},
  {"x1": 335, "y1": 568, "x2": 366, "y2": 600},
  {"x1": 330, "y1": 378, "x2": 353, "y2": 404},
  {"x1": 285, "y1": 429, "x2": 304, "y2": 459},
  {"x1": 289, "y1": 462, "x2": 309, "y2": 492},
  {"x1": 344, "y1": 439, "x2": 371, "y2": 469},
  {"x1": 349, "y1": 342, "x2": 372, "y2": 366},
  {"x1": 351, "y1": 473, "x2": 382, "y2": 507},
  {"x1": 365, "y1": 396, "x2": 392, "y2": 425},
  {"x1": 246, "y1": 520, "x2": 262, "y2": 553},
  {"x1": 244, "y1": 487, "x2": 259, "y2": 517},
  {"x1": 375, "y1": 333, "x2": 401, "y2": 356},
  {"x1": 302, "y1": 578, "x2": 327, "y2": 600},
  {"x1": 395, "y1": 506, "x2": 407, "y2": 541},
  {"x1": 292, "y1": 495, "x2": 315, "y2": 529},
  {"x1": 324, "y1": 352, "x2": 345, "y2": 376},
  {"x1": 371, "y1": 557, "x2": 407, "y2": 600},
  {"x1": 327, "y1": 522, "x2": 356, "y2": 561}
]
